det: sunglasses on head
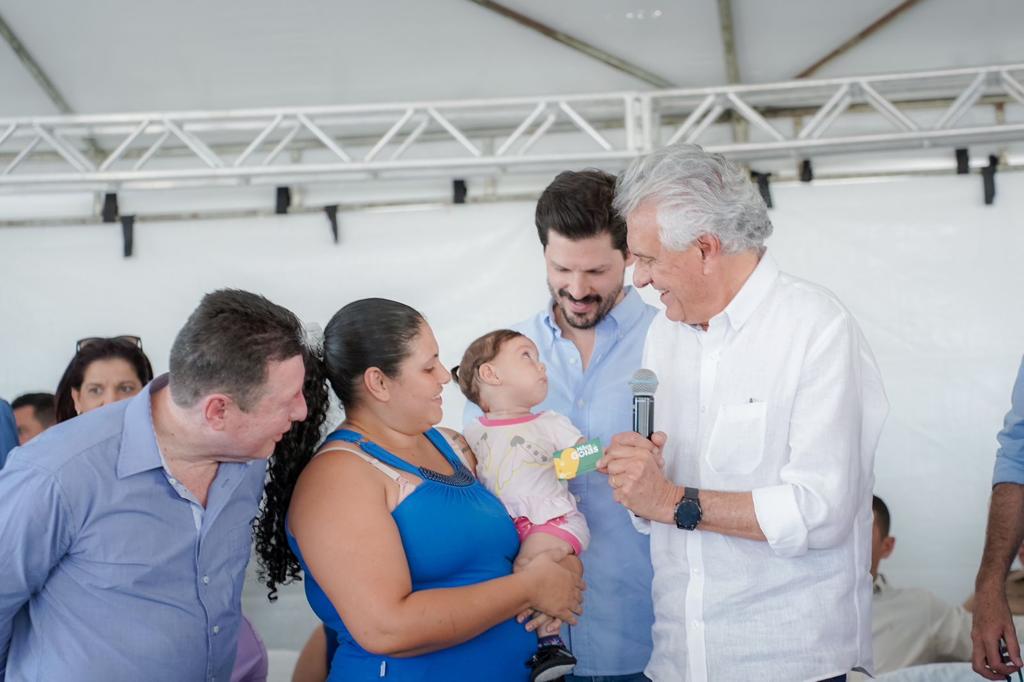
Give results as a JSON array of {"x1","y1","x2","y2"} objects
[{"x1": 76, "y1": 335, "x2": 143, "y2": 353}]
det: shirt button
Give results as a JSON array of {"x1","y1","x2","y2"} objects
[
  {"x1": 577, "y1": 399, "x2": 584, "y2": 407},
  {"x1": 570, "y1": 358, "x2": 578, "y2": 365},
  {"x1": 700, "y1": 405, "x2": 707, "y2": 414},
  {"x1": 169, "y1": 478, "x2": 177, "y2": 485},
  {"x1": 202, "y1": 575, "x2": 210, "y2": 584},
  {"x1": 693, "y1": 567, "x2": 701, "y2": 575},
  {"x1": 212, "y1": 625, "x2": 220, "y2": 635},
  {"x1": 691, "y1": 620, "x2": 701, "y2": 628}
]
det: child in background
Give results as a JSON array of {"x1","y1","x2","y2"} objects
[{"x1": 454, "y1": 329, "x2": 590, "y2": 682}]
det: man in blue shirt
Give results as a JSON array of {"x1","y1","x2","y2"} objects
[
  {"x1": 466, "y1": 169, "x2": 657, "y2": 680},
  {"x1": 972, "y1": 356, "x2": 1024, "y2": 680},
  {"x1": 0, "y1": 289, "x2": 311, "y2": 682},
  {"x1": 0, "y1": 400, "x2": 17, "y2": 470}
]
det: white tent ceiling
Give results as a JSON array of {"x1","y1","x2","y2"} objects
[
  {"x1": 0, "y1": 0, "x2": 1022, "y2": 221},
  {"x1": 1, "y1": 0, "x2": 1023, "y2": 118}
]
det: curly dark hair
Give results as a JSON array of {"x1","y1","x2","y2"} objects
[{"x1": 253, "y1": 346, "x2": 331, "y2": 601}]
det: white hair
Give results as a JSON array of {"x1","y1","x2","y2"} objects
[{"x1": 613, "y1": 143, "x2": 773, "y2": 253}]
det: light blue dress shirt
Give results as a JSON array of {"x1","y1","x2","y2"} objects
[
  {"x1": 0, "y1": 375, "x2": 267, "y2": 682},
  {"x1": 993, "y1": 356, "x2": 1024, "y2": 486},
  {"x1": 465, "y1": 286, "x2": 658, "y2": 676}
]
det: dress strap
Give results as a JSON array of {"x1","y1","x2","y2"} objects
[
  {"x1": 316, "y1": 445, "x2": 417, "y2": 507},
  {"x1": 425, "y1": 428, "x2": 466, "y2": 469},
  {"x1": 316, "y1": 446, "x2": 404, "y2": 482},
  {"x1": 323, "y1": 430, "x2": 423, "y2": 478},
  {"x1": 322, "y1": 429, "x2": 475, "y2": 487},
  {"x1": 421, "y1": 429, "x2": 476, "y2": 486}
]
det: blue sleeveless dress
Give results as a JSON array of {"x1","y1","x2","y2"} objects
[{"x1": 287, "y1": 428, "x2": 535, "y2": 681}]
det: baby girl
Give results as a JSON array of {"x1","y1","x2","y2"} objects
[{"x1": 454, "y1": 329, "x2": 590, "y2": 682}]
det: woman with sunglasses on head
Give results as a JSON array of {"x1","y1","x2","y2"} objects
[{"x1": 54, "y1": 336, "x2": 155, "y2": 423}]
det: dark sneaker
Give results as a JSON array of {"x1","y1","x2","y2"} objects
[{"x1": 526, "y1": 644, "x2": 577, "y2": 682}]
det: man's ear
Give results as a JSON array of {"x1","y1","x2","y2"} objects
[
  {"x1": 880, "y1": 536, "x2": 896, "y2": 561},
  {"x1": 478, "y1": 362, "x2": 501, "y2": 386},
  {"x1": 695, "y1": 233, "x2": 723, "y2": 273},
  {"x1": 362, "y1": 367, "x2": 391, "y2": 403},
  {"x1": 201, "y1": 394, "x2": 231, "y2": 431},
  {"x1": 623, "y1": 248, "x2": 637, "y2": 268}
]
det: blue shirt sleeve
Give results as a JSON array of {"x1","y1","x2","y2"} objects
[
  {"x1": 0, "y1": 401, "x2": 18, "y2": 470},
  {"x1": 0, "y1": 459, "x2": 74, "y2": 678},
  {"x1": 993, "y1": 356, "x2": 1024, "y2": 486}
]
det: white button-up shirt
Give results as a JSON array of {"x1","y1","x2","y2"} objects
[{"x1": 637, "y1": 252, "x2": 888, "y2": 681}]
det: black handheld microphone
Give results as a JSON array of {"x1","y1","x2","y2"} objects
[{"x1": 629, "y1": 369, "x2": 659, "y2": 439}]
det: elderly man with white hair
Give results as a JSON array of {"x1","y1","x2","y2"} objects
[{"x1": 598, "y1": 144, "x2": 889, "y2": 682}]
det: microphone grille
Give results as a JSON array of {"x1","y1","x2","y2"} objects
[{"x1": 629, "y1": 369, "x2": 659, "y2": 396}]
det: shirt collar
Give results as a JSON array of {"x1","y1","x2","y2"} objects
[
  {"x1": 608, "y1": 286, "x2": 647, "y2": 329},
  {"x1": 716, "y1": 250, "x2": 780, "y2": 332},
  {"x1": 541, "y1": 285, "x2": 645, "y2": 341},
  {"x1": 116, "y1": 374, "x2": 168, "y2": 479}
]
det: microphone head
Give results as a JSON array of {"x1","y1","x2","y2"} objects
[{"x1": 629, "y1": 369, "x2": 659, "y2": 397}]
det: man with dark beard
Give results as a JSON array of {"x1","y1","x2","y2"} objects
[{"x1": 465, "y1": 169, "x2": 658, "y2": 681}]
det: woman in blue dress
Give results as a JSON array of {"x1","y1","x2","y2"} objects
[{"x1": 255, "y1": 298, "x2": 584, "y2": 681}]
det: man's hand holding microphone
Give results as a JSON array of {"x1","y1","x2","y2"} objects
[{"x1": 598, "y1": 369, "x2": 683, "y2": 523}]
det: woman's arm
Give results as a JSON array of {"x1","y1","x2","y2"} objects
[{"x1": 289, "y1": 451, "x2": 583, "y2": 659}]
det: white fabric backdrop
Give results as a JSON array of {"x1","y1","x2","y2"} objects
[{"x1": 1, "y1": 172, "x2": 1023, "y2": 652}]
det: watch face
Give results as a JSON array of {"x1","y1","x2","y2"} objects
[{"x1": 675, "y1": 499, "x2": 701, "y2": 530}]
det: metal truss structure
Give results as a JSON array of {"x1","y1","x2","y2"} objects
[{"x1": 0, "y1": 63, "x2": 1022, "y2": 194}]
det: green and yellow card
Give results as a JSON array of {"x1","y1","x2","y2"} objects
[{"x1": 553, "y1": 439, "x2": 603, "y2": 480}]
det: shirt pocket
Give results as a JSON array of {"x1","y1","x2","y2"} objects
[{"x1": 705, "y1": 401, "x2": 767, "y2": 475}]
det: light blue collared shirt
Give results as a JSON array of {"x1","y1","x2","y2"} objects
[
  {"x1": 993, "y1": 356, "x2": 1024, "y2": 486},
  {"x1": 0, "y1": 375, "x2": 267, "y2": 682},
  {"x1": 465, "y1": 286, "x2": 658, "y2": 676}
]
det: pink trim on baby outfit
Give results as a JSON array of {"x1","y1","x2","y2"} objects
[
  {"x1": 514, "y1": 514, "x2": 583, "y2": 555},
  {"x1": 478, "y1": 413, "x2": 542, "y2": 427}
]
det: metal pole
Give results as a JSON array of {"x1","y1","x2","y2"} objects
[
  {"x1": 465, "y1": 0, "x2": 675, "y2": 89},
  {"x1": 0, "y1": 11, "x2": 104, "y2": 159},
  {"x1": 796, "y1": 0, "x2": 926, "y2": 79},
  {"x1": 716, "y1": 0, "x2": 747, "y2": 142}
]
